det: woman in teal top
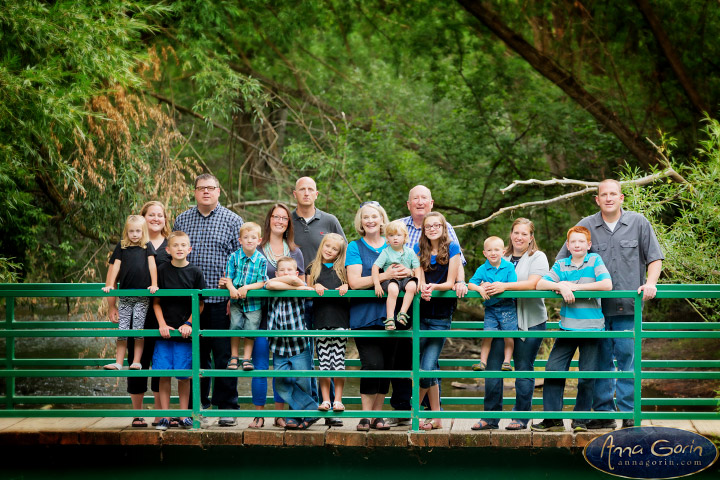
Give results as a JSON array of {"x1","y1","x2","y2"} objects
[{"x1": 345, "y1": 202, "x2": 405, "y2": 431}]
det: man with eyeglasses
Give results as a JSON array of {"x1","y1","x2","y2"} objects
[
  {"x1": 291, "y1": 176, "x2": 346, "y2": 426},
  {"x1": 174, "y1": 173, "x2": 243, "y2": 426},
  {"x1": 389, "y1": 184, "x2": 468, "y2": 426}
]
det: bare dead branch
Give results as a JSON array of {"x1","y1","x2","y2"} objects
[
  {"x1": 230, "y1": 199, "x2": 297, "y2": 209},
  {"x1": 454, "y1": 187, "x2": 595, "y2": 229},
  {"x1": 458, "y1": 166, "x2": 687, "y2": 229},
  {"x1": 500, "y1": 167, "x2": 686, "y2": 193}
]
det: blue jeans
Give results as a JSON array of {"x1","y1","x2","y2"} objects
[
  {"x1": 543, "y1": 338, "x2": 599, "y2": 423},
  {"x1": 251, "y1": 337, "x2": 283, "y2": 406},
  {"x1": 272, "y1": 348, "x2": 318, "y2": 415},
  {"x1": 593, "y1": 315, "x2": 635, "y2": 412},
  {"x1": 482, "y1": 322, "x2": 546, "y2": 427},
  {"x1": 419, "y1": 317, "x2": 451, "y2": 389}
]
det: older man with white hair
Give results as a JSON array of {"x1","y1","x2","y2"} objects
[{"x1": 388, "y1": 185, "x2": 467, "y2": 425}]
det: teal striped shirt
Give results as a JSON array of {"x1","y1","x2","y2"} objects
[{"x1": 543, "y1": 253, "x2": 611, "y2": 330}]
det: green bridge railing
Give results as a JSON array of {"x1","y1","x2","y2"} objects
[{"x1": 1, "y1": 284, "x2": 719, "y2": 431}]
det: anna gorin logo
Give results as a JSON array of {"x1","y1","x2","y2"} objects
[{"x1": 584, "y1": 426, "x2": 718, "y2": 479}]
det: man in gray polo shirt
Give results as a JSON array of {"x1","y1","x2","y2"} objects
[
  {"x1": 291, "y1": 177, "x2": 346, "y2": 264},
  {"x1": 557, "y1": 179, "x2": 663, "y2": 429},
  {"x1": 291, "y1": 176, "x2": 346, "y2": 426}
]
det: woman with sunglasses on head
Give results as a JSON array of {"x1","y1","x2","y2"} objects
[
  {"x1": 346, "y1": 201, "x2": 405, "y2": 431},
  {"x1": 250, "y1": 203, "x2": 305, "y2": 429}
]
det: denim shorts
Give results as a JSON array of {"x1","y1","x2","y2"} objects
[
  {"x1": 153, "y1": 340, "x2": 192, "y2": 379},
  {"x1": 229, "y1": 304, "x2": 262, "y2": 331},
  {"x1": 484, "y1": 302, "x2": 518, "y2": 331}
]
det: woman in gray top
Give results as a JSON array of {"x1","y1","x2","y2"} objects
[{"x1": 472, "y1": 218, "x2": 549, "y2": 431}]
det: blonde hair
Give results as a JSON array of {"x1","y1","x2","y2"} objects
[
  {"x1": 121, "y1": 215, "x2": 150, "y2": 248},
  {"x1": 140, "y1": 201, "x2": 171, "y2": 238},
  {"x1": 597, "y1": 179, "x2": 622, "y2": 194},
  {"x1": 276, "y1": 256, "x2": 298, "y2": 271},
  {"x1": 353, "y1": 203, "x2": 389, "y2": 236},
  {"x1": 307, "y1": 233, "x2": 348, "y2": 286},
  {"x1": 239, "y1": 222, "x2": 262, "y2": 238},
  {"x1": 484, "y1": 236, "x2": 504, "y2": 249},
  {"x1": 167, "y1": 230, "x2": 190, "y2": 245},
  {"x1": 504, "y1": 217, "x2": 539, "y2": 257},
  {"x1": 385, "y1": 220, "x2": 409, "y2": 240}
]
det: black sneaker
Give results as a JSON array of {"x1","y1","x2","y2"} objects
[
  {"x1": 622, "y1": 419, "x2": 635, "y2": 428},
  {"x1": 586, "y1": 419, "x2": 617, "y2": 430},
  {"x1": 571, "y1": 421, "x2": 588, "y2": 432},
  {"x1": 530, "y1": 419, "x2": 565, "y2": 432}
]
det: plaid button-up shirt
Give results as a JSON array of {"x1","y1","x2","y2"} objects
[
  {"x1": 173, "y1": 204, "x2": 243, "y2": 303},
  {"x1": 267, "y1": 297, "x2": 308, "y2": 357},
  {"x1": 226, "y1": 248, "x2": 268, "y2": 312},
  {"x1": 400, "y1": 215, "x2": 466, "y2": 265}
]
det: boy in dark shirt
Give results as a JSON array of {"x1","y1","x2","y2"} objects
[{"x1": 152, "y1": 231, "x2": 205, "y2": 430}]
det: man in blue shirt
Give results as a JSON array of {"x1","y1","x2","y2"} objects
[{"x1": 174, "y1": 173, "x2": 243, "y2": 426}]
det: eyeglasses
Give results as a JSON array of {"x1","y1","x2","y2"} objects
[
  {"x1": 271, "y1": 215, "x2": 289, "y2": 222},
  {"x1": 195, "y1": 186, "x2": 218, "y2": 192},
  {"x1": 425, "y1": 223, "x2": 443, "y2": 232}
]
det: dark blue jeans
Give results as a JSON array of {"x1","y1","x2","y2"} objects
[
  {"x1": 273, "y1": 348, "x2": 318, "y2": 417},
  {"x1": 482, "y1": 322, "x2": 545, "y2": 427},
  {"x1": 543, "y1": 338, "x2": 599, "y2": 423},
  {"x1": 250, "y1": 337, "x2": 283, "y2": 406},
  {"x1": 419, "y1": 317, "x2": 451, "y2": 388},
  {"x1": 593, "y1": 315, "x2": 635, "y2": 412}
]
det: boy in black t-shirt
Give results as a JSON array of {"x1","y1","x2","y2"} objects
[{"x1": 152, "y1": 231, "x2": 205, "y2": 431}]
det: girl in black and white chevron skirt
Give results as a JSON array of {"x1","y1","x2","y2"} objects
[{"x1": 305, "y1": 233, "x2": 350, "y2": 413}]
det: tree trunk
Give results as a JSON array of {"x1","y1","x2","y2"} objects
[
  {"x1": 457, "y1": 0, "x2": 660, "y2": 169},
  {"x1": 633, "y1": 0, "x2": 710, "y2": 117}
]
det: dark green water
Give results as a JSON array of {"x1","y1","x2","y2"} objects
[{"x1": 6, "y1": 445, "x2": 718, "y2": 479}]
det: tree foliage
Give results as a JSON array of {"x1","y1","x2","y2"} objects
[{"x1": 1, "y1": 0, "x2": 719, "y2": 290}]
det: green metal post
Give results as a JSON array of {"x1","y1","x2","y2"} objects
[
  {"x1": 411, "y1": 294, "x2": 420, "y2": 431},
  {"x1": 191, "y1": 291, "x2": 201, "y2": 428},
  {"x1": 633, "y1": 291, "x2": 642, "y2": 426},
  {"x1": 4, "y1": 297, "x2": 15, "y2": 410}
]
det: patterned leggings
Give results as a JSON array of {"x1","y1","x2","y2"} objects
[
  {"x1": 117, "y1": 296, "x2": 149, "y2": 341},
  {"x1": 316, "y1": 328, "x2": 347, "y2": 371}
]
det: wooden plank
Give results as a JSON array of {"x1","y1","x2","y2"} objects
[
  {"x1": 448, "y1": 418, "x2": 492, "y2": 447},
  {"x1": 691, "y1": 420, "x2": 720, "y2": 438},
  {"x1": 646, "y1": 419, "x2": 696, "y2": 432},
  {"x1": 3, "y1": 417, "x2": 102, "y2": 432},
  {"x1": 0, "y1": 418, "x2": 25, "y2": 431},
  {"x1": 326, "y1": 419, "x2": 367, "y2": 447},
  {"x1": 409, "y1": 418, "x2": 453, "y2": 447},
  {"x1": 84, "y1": 417, "x2": 132, "y2": 431}
]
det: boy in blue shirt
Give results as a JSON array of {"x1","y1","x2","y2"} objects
[
  {"x1": 531, "y1": 226, "x2": 612, "y2": 432},
  {"x1": 468, "y1": 236, "x2": 518, "y2": 372},
  {"x1": 219, "y1": 222, "x2": 268, "y2": 371}
]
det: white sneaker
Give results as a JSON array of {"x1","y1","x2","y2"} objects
[{"x1": 387, "y1": 417, "x2": 410, "y2": 427}]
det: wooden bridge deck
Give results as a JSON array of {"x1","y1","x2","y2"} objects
[{"x1": 1, "y1": 417, "x2": 718, "y2": 449}]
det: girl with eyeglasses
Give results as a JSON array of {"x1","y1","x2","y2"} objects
[{"x1": 413, "y1": 211, "x2": 462, "y2": 430}]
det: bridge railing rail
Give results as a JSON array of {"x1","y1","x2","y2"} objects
[{"x1": 1, "y1": 283, "x2": 718, "y2": 430}]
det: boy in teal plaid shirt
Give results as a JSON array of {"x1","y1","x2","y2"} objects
[{"x1": 220, "y1": 222, "x2": 268, "y2": 371}]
